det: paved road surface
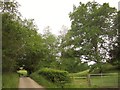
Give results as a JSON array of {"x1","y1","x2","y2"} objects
[{"x1": 19, "y1": 77, "x2": 44, "y2": 89}]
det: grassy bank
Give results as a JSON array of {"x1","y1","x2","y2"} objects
[
  {"x1": 2, "y1": 73, "x2": 19, "y2": 88},
  {"x1": 30, "y1": 72, "x2": 57, "y2": 88}
]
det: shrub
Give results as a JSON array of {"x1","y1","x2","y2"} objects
[
  {"x1": 38, "y1": 68, "x2": 70, "y2": 85},
  {"x1": 17, "y1": 69, "x2": 28, "y2": 76}
]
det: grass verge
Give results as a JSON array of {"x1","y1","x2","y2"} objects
[
  {"x1": 30, "y1": 72, "x2": 57, "y2": 88},
  {"x1": 2, "y1": 72, "x2": 19, "y2": 88}
]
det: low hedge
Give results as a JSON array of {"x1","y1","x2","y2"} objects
[{"x1": 38, "y1": 68, "x2": 70, "y2": 85}]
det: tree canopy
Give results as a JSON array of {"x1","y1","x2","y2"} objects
[{"x1": 60, "y1": 2, "x2": 117, "y2": 73}]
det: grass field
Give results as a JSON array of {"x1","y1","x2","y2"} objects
[
  {"x1": 90, "y1": 73, "x2": 118, "y2": 88},
  {"x1": 64, "y1": 77, "x2": 89, "y2": 88},
  {"x1": 64, "y1": 72, "x2": 118, "y2": 88},
  {"x1": 2, "y1": 73, "x2": 19, "y2": 88}
]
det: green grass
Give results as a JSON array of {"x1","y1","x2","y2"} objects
[
  {"x1": 30, "y1": 72, "x2": 58, "y2": 88},
  {"x1": 64, "y1": 72, "x2": 118, "y2": 88},
  {"x1": 90, "y1": 73, "x2": 118, "y2": 88},
  {"x1": 31, "y1": 70, "x2": 119, "y2": 88},
  {"x1": 64, "y1": 78, "x2": 89, "y2": 88},
  {"x1": 2, "y1": 73, "x2": 19, "y2": 88}
]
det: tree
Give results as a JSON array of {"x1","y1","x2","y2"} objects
[
  {"x1": 57, "y1": 25, "x2": 89, "y2": 72},
  {"x1": 40, "y1": 26, "x2": 59, "y2": 69},
  {"x1": 16, "y1": 20, "x2": 44, "y2": 74},
  {"x1": 1, "y1": 0, "x2": 23, "y2": 72},
  {"x1": 2, "y1": 0, "x2": 45, "y2": 73},
  {"x1": 109, "y1": 11, "x2": 120, "y2": 69},
  {"x1": 62, "y1": 2, "x2": 117, "y2": 73}
]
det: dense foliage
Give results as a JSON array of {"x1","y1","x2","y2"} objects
[
  {"x1": 60, "y1": 2, "x2": 118, "y2": 73},
  {"x1": 1, "y1": 1, "x2": 58, "y2": 73},
  {"x1": 38, "y1": 68, "x2": 70, "y2": 84}
]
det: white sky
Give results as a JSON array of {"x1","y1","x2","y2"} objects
[{"x1": 17, "y1": 0, "x2": 119, "y2": 35}]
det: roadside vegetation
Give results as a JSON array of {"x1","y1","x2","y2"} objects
[
  {"x1": 30, "y1": 72, "x2": 57, "y2": 88},
  {"x1": 30, "y1": 68, "x2": 71, "y2": 88},
  {"x1": 30, "y1": 69, "x2": 118, "y2": 88},
  {"x1": 30, "y1": 67, "x2": 118, "y2": 88},
  {"x1": 2, "y1": 73, "x2": 19, "y2": 88}
]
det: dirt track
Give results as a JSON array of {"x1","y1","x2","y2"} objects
[{"x1": 19, "y1": 77, "x2": 44, "y2": 89}]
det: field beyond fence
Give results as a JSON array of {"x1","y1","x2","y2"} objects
[
  {"x1": 65, "y1": 72, "x2": 118, "y2": 88},
  {"x1": 89, "y1": 73, "x2": 118, "y2": 88}
]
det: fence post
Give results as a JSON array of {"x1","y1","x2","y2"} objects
[
  {"x1": 100, "y1": 73, "x2": 103, "y2": 86},
  {"x1": 87, "y1": 74, "x2": 91, "y2": 87}
]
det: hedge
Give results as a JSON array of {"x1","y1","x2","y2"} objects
[{"x1": 38, "y1": 68, "x2": 70, "y2": 84}]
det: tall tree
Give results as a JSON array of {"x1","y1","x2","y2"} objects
[
  {"x1": 62, "y1": 2, "x2": 117, "y2": 73},
  {"x1": 1, "y1": 0, "x2": 23, "y2": 72},
  {"x1": 1, "y1": 0, "x2": 45, "y2": 73},
  {"x1": 38, "y1": 26, "x2": 58, "y2": 69},
  {"x1": 58, "y1": 26, "x2": 89, "y2": 72}
]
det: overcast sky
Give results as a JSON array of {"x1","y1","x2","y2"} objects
[{"x1": 17, "y1": 0, "x2": 119, "y2": 35}]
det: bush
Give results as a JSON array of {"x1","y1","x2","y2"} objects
[
  {"x1": 38, "y1": 68, "x2": 70, "y2": 85},
  {"x1": 17, "y1": 69, "x2": 28, "y2": 76}
]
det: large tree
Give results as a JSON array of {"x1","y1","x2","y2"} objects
[
  {"x1": 62, "y1": 2, "x2": 117, "y2": 73},
  {"x1": 40, "y1": 26, "x2": 59, "y2": 69},
  {"x1": 1, "y1": 0, "x2": 45, "y2": 73},
  {"x1": 58, "y1": 26, "x2": 89, "y2": 73},
  {"x1": 1, "y1": 0, "x2": 23, "y2": 72}
]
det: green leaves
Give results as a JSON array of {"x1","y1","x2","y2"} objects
[
  {"x1": 60, "y1": 1, "x2": 118, "y2": 73},
  {"x1": 38, "y1": 68, "x2": 70, "y2": 84},
  {"x1": 2, "y1": 4, "x2": 44, "y2": 72}
]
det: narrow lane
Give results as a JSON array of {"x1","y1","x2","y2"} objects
[{"x1": 19, "y1": 77, "x2": 44, "y2": 89}]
